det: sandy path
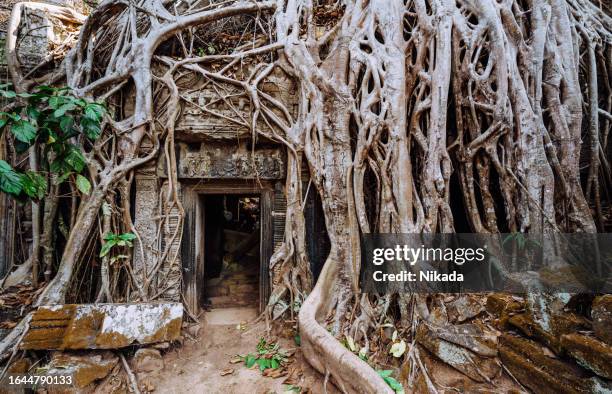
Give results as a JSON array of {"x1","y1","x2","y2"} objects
[{"x1": 144, "y1": 308, "x2": 336, "y2": 394}]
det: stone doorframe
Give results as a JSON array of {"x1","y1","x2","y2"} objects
[{"x1": 181, "y1": 180, "x2": 275, "y2": 314}]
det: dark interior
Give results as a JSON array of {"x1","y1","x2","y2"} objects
[{"x1": 202, "y1": 195, "x2": 260, "y2": 309}]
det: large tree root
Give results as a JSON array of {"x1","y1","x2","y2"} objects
[{"x1": 298, "y1": 261, "x2": 391, "y2": 394}]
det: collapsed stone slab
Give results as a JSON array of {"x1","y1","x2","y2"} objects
[
  {"x1": 508, "y1": 310, "x2": 590, "y2": 354},
  {"x1": 46, "y1": 351, "x2": 118, "y2": 389},
  {"x1": 485, "y1": 293, "x2": 524, "y2": 329},
  {"x1": 499, "y1": 334, "x2": 611, "y2": 394},
  {"x1": 415, "y1": 323, "x2": 499, "y2": 383},
  {"x1": 561, "y1": 333, "x2": 612, "y2": 380},
  {"x1": 20, "y1": 303, "x2": 182, "y2": 350},
  {"x1": 591, "y1": 295, "x2": 612, "y2": 345}
]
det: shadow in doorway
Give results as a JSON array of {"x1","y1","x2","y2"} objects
[{"x1": 202, "y1": 195, "x2": 260, "y2": 309}]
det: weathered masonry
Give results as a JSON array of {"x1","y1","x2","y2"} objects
[{"x1": 131, "y1": 69, "x2": 328, "y2": 314}]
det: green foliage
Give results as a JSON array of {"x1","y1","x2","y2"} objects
[
  {"x1": 0, "y1": 160, "x2": 47, "y2": 199},
  {"x1": 0, "y1": 160, "x2": 26, "y2": 196},
  {"x1": 376, "y1": 370, "x2": 404, "y2": 394},
  {"x1": 75, "y1": 174, "x2": 91, "y2": 195},
  {"x1": 99, "y1": 232, "x2": 136, "y2": 257},
  {"x1": 502, "y1": 232, "x2": 541, "y2": 251},
  {"x1": 242, "y1": 338, "x2": 289, "y2": 373},
  {"x1": 0, "y1": 84, "x2": 105, "y2": 201}
]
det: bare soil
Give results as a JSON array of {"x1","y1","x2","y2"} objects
[{"x1": 143, "y1": 308, "x2": 337, "y2": 394}]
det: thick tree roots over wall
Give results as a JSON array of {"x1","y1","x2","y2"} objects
[{"x1": 2, "y1": 0, "x2": 611, "y2": 392}]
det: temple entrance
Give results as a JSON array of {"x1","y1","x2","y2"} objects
[
  {"x1": 180, "y1": 181, "x2": 275, "y2": 315},
  {"x1": 201, "y1": 195, "x2": 260, "y2": 310}
]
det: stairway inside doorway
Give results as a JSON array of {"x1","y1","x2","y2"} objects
[{"x1": 202, "y1": 195, "x2": 260, "y2": 310}]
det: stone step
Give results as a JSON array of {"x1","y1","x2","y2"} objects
[
  {"x1": 206, "y1": 296, "x2": 258, "y2": 309},
  {"x1": 206, "y1": 285, "x2": 229, "y2": 297}
]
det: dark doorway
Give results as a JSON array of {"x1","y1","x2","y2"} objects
[{"x1": 202, "y1": 195, "x2": 260, "y2": 309}]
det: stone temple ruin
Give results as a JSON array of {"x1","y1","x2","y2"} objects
[
  {"x1": 0, "y1": 2, "x2": 611, "y2": 393},
  {"x1": 130, "y1": 66, "x2": 329, "y2": 314},
  {"x1": 0, "y1": 0, "x2": 330, "y2": 318}
]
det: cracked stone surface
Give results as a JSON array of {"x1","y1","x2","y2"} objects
[{"x1": 21, "y1": 303, "x2": 183, "y2": 350}]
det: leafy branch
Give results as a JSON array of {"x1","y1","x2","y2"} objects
[
  {"x1": 0, "y1": 84, "x2": 105, "y2": 201},
  {"x1": 99, "y1": 232, "x2": 136, "y2": 258}
]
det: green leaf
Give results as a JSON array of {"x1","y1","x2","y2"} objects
[
  {"x1": 80, "y1": 117, "x2": 101, "y2": 140},
  {"x1": 85, "y1": 103, "x2": 105, "y2": 122},
  {"x1": 245, "y1": 354, "x2": 256, "y2": 368},
  {"x1": 99, "y1": 241, "x2": 115, "y2": 257},
  {"x1": 53, "y1": 103, "x2": 76, "y2": 117},
  {"x1": 104, "y1": 232, "x2": 118, "y2": 242},
  {"x1": 64, "y1": 145, "x2": 86, "y2": 172},
  {"x1": 256, "y1": 358, "x2": 270, "y2": 371},
  {"x1": 377, "y1": 371, "x2": 404, "y2": 394},
  {"x1": 75, "y1": 174, "x2": 91, "y2": 194},
  {"x1": 0, "y1": 160, "x2": 23, "y2": 197},
  {"x1": 26, "y1": 106, "x2": 41, "y2": 122},
  {"x1": 294, "y1": 335, "x2": 301, "y2": 346},
  {"x1": 118, "y1": 233, "x2": 136, "y2": 241},
  {"x1": 49, "y1": 96, "x2": 62, "y2": 109},
  {"x1": 10, "y1": 120, "x2": 37, "y2": 143},
  {"x1": 60, "y1": 117, "x2": 74, "y2": 133},
  {"x1": 0, "y1": 90, "x2": 16, "y2": 98},
  {"x1": 270, "y1": 358, "x2": 279, "y2": 369},
  {"x1": 383, "y1": 377, "x2": 404, "y2": 394},
  {"x1": 21, "y1": 172, "x2": 47, "y2": 200}
]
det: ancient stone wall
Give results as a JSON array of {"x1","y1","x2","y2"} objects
[{"x1": 133, "y1": 65, "x2": 297, "y2": 304}]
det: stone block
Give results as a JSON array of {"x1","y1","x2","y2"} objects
[
  {"x1": 499, "y1": 334, "x2": 611, "y2": 394},
  {"x1": 416, "y1": 324, "x2": 499, "y2": 382},
  {"x1": 132, "y1": 348, "x2": 164, "y2": 373},
  {"x1": 509, "y1": 311, "x2": 590, "y2": 354},
  {"x1": 561, "y1": 333, "x2": 612, "y2": 379},
  {"x1": 46, "y1": 351, "x2": 118, "y2": 389},
  {"x1": 592, "y1": 295, "x2": 612, "y2": 345},
  {"x1": 486, "y1": 293, "x2": 524, "y2": 327},
  {"x1": 21, "y1": 303, "x2": 182, "y2": 350}
]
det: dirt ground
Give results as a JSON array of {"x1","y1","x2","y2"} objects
[{"x1": 142, "y1": 308, "x2": 338, "y2": 394}]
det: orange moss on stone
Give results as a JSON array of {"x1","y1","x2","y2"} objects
[{"x1": 561, "y1": 333, "x2": 612, "y2": 379}]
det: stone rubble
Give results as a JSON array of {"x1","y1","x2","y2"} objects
[
  {"x1": 132, "y1": 348, "x2": 164, "y2": 373},
  {"x1": 45, "y1": 351, "x2": 118, "y2": 389}
]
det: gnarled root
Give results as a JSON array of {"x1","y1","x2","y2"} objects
[{"x1": 299, "y1": 260, "x2": 392, "y2": 394}]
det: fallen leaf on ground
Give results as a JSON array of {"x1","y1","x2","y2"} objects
[
  {"x1": 220, "y1": 368, "x2": 234, "y2": 376},
  {"x1": 263, "y1": 368, "x2": 287, "y2": 378}
]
